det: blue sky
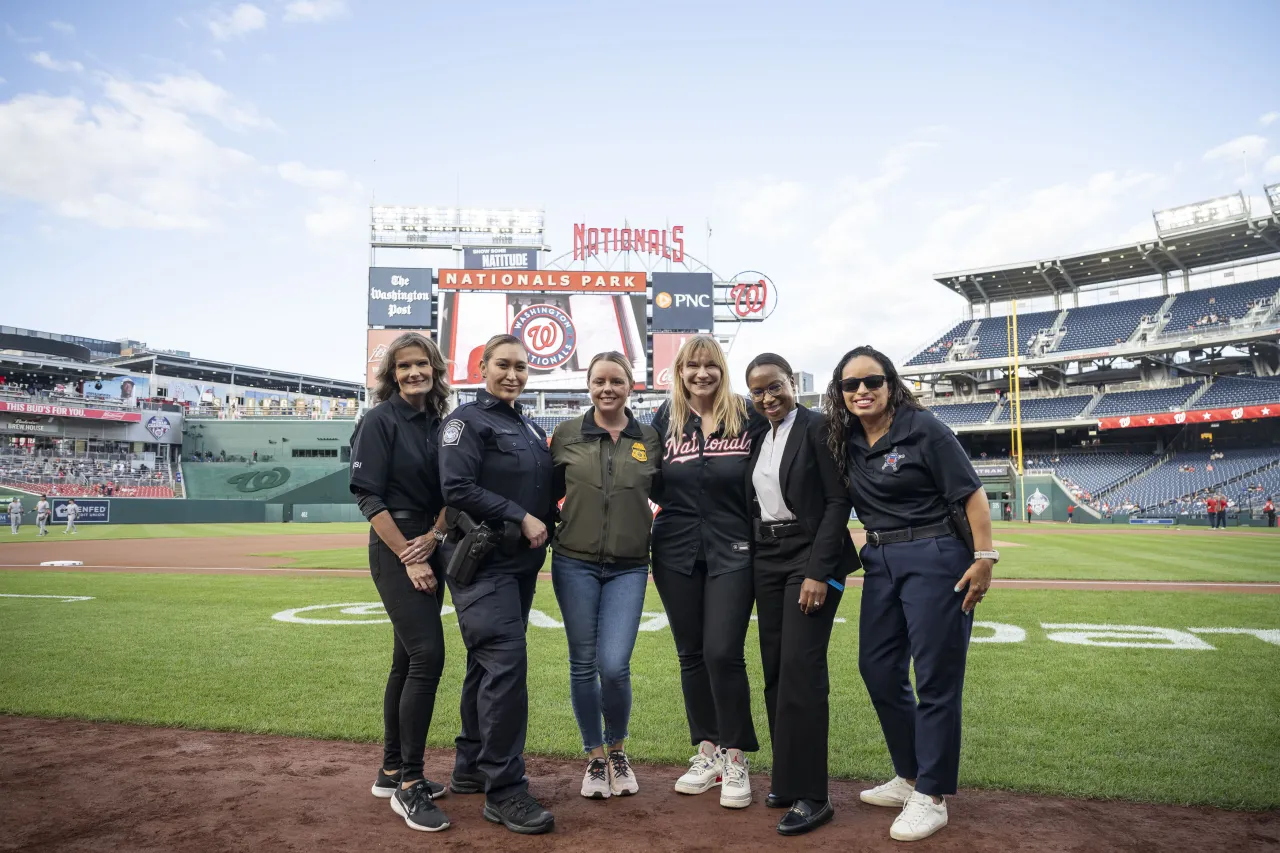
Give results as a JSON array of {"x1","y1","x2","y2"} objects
[{"x1": 2, "y1": 0, "x2": 1277, "y2": 386}]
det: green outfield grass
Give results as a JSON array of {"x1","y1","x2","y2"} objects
[
  {"x1": 1, "y1": 570, "x2": 1277, "y2": 808},
  {"x1": 261, "y1": 526, "x2": 1280, "y2": 582},
  {"x1": 0, "y1": 522, "x2": 368, "y2": 543}
]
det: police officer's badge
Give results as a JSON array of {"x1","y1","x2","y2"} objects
[
  {"x1": 882, "y1": 447, "x2": 905, "y2": 472},
  {"x1": 442, "y1": 419, "x2": 465, "y2": 446},
  {"x1": 631, "y1": 441, "x2": 648, "y2": 462}
]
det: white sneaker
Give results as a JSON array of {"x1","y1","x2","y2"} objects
[
  {"x1": 890, "y1": 791, "x2": 948, "y2": 842},
  {"x1": 860, "y1": 775, "x2": 915, "y2": 807},
  {"x1": 674, "y1": 741, "x2": 721, "y2": 794},
  {"x1": 608, "y1": 750, "x2": 638, "y2": 796},
  {"x1": 719, "y1": 748, "x2": 751, "y2": 809},
  {"x1": 581, "y1": 757, "x2": 611, "y2": 799}
]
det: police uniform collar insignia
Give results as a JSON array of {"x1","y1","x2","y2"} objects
[{"x1": 882, "y1": 447, "x2": 905, "y2": 472}]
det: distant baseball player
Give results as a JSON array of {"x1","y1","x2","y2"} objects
[
  {"x1": 64, "y1": 499, "x2": 79, "y2": 534},
  {"x1": 7, "y1": 496, "x2": 21, "y2": 534},
  {"x1": 36, "y1": 495, "x2": 51, "y2": 537}
]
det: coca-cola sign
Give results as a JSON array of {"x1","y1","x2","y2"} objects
[{"x1": 651, "y1": 333, "x2": 695, "y2": 391}]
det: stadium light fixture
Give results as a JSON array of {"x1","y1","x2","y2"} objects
[
  {"x1": 1153, "y1": 192, "x2": 1248, "y2": 237},
  {"x1": 1266, "y1": 183, "x2": 1280, "y2": 215},
  {"x1": 370, "y1": 206, "x2": 546, "y2": 249}
]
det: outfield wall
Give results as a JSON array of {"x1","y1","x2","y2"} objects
[
  {"x1": 183, "y1": 462, "x2": 347, "y2": 501},
  {"x1": 182, "y1": 419, "x2": 354, "y2": 461}
]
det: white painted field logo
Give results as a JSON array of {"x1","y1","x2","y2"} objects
[
  {"x1": 272, "y1": 602, "x2": 455, "y2": 625},
  {"x1": 1027, "y1": 489, "x2": 1050, "y2": 516},
  {"x1": 510, "y1": 304, "x2": 577, "y2": 369}
]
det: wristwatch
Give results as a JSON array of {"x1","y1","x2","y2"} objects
[
  {"x1": 431, "y1": 528, "x2": 448, "y2": 542},
  {"x1": 974, "y1": 549, "x2": 1000, "y2": 564}
]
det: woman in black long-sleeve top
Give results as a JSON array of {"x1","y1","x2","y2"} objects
[
  {"x1": 349, "y1": 332, "x2": 453, "y2": 834},
  {"x1": 743, "y1": 353, "x2": 859, "y2": 836}
]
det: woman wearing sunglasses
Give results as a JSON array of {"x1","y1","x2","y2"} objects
[
  {"x1": 823, "y1": 345, "x2": 995, "y2": 843},
  {"x1": 743, "y1": 353, "x2": 859, "y2": 836}
]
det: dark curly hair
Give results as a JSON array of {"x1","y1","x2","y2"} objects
[{"x1": 822, "y1": 345, "x2": 923, "y2": 475}]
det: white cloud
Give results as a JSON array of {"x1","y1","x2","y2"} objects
[
  {"x1": 1266, "y1": 155, "x2": 1280, "y2": 176},
  {"x1": 0, "y1": 78, "x2": 6, "y2": 86},
  {"x1": 49, "y1": 21, "x2": 75, "y2": 36},
  {"x1": 1261, "y1": 112, "x2": 1279, "y2": 127},
  {"x1": 0, "y1": 72, "x2": 267, "y2": 230},
  {"x1": 29, "y1": 51, "x2": 84, "y2": 72},
  {"x1": 303, "y1": 195, "x2": 364, "y2": 238},
  {"x1": 208, "y1": 3, "x2": 267, "y2": 40},
  {"x1": 1203, "y1": 134, "x2": 1268, "y2": 166},
  {"x1": 5, "y1": 23, "x2": 40, "y2": 43},
  {"x1": 283, "y1": 0, "x2": 348, "y2": 22},
  {"x1": 277, "y1": 161, "x2": 357, "y2": 192}
]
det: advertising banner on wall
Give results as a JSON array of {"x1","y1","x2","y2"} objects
[
  {"x1": 0, "y1": 401, "x2": 143, "y2": 423},
  {"x1": 83, "y1": 375, "x2": 151, "y2": 406},
  {"x1": 368, "y1": 267, "x2": 433, "y2": 327},
  {"x1": 463, "y1": 248, "x2": 538, "y2": 270},
  {"x1": 438, "y1": 269, "x2": 646, "y2": 293},
  {"x1": 53, "y1": 498, "x2": 110, "y2": 523},
  {"x1": 1098, "y1": 404, "x2": 1280, "y2": 430},
  {"x1": 651, "y1": 333, "x2": 696, "y2": 391},
  {"x1": 438, "y1": 293, "x2": 646, "y2": 391},
  {"x1": 367, "y1": 329, "x2": 432, "y2": 388},
  {"x1": 651, "y1": 272, "x2": 714, "y2": 332}
]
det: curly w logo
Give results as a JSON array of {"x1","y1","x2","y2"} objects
[{"x1": 226, "y1": 467, "x2": 292, "y2": 493}]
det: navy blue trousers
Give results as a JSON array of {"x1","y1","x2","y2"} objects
[{"x1": 858, "y1": 535, "x2": 973, "y2": 796}]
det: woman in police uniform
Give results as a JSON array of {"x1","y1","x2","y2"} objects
[
  {"x1": 824, "y1": 345, "x2": 996, "y2": 843},
  {"x1": 437, "y1": 334, "x2": 557, "y2": 835},
  {"x1": 651, "y1": 334, "x2": 766, "y2": 810},
  {"x1": 349, "y1": 331, "x2": 453, "y2": 833},
  {"x1": 743, "y1": 353, "x2": 858, "y2": 836}
]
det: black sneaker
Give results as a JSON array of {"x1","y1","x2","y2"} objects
[
  {"x1": 483, "y1": 791, "x2": 555, "y2": 834},
  {"x1": 372, "y1": 770, "x2": 445, "y2": 799},
  {"x1": 449, "y1": 769, "x2": 486, "y2": 795},
  {"x1": 390, "y1": 780, "x2": 450, "y2": 832}
]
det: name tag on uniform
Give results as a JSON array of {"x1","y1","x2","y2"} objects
[{"x1": 730, "y1": 541, "x2": 750, "y2": 553}]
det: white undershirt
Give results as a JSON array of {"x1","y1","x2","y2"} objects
[{"x1": 752, "y1": 408, "x2": 798, "y2": 522}]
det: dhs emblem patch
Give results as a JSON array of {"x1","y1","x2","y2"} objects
[
  {"x1": 511, "y1": 304, "x2": 577, "y2": 369},
  {"x1": 145, "y1": 415, "x2": 172, "y2": 439},
  {"x1": 442, "y1": 419, "x2": 465, "y2": 447},
  {"x1": 882, "y1": 448, "x2": 905, "y2": 472}
]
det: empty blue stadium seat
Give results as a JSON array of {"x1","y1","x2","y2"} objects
[
  {"x1": 904, "y1": 320, "x2": 973, "y2": 367},
  {"x1": 1194, "y1": 376, "x2": 1280, "y2": 409},
  {"x1": 1090, "y1": 382, "x2": 1203, "y2": 417},
  {"x1": 929, "y1": 401, "x2": 997, "y2": 425},
  {"x1": 1161, "y1": 277, "x2": 1280, "y2": 336},
  {"x1": 996, "y1": 394, "x2": 1092, "y2": 422},
  {"x1": 1055, "y1": 296, "x2": 1166, "y2": 353}
]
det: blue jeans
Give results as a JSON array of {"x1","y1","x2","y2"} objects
[{"x1": 551, "y1": 554, "x2": 648, "y2": 752}]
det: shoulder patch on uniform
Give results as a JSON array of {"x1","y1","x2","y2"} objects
[
  {"x1": 442, "y1": 419, "x2": 466, "y2": 447},
  {"x1": 630, "y1": 441, "x2": 648, "y2": 463}
]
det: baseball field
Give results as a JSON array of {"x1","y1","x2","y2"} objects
[{"x1": 2, "y1": 521, "x2": 1278, "y2": 851}]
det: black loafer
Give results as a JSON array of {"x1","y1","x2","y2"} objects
[
  {"x1": 777, "y1": 798, "x2": 834, "y2": 836},
  {"x1": 449, "y1": 769, "x2": 487, "y2": 794},
  {"x1": 766, "y1": 792, "x2": 794, "y2": 809}
]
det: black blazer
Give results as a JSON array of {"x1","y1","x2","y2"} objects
[{"x1": 745, "y1": 405, "x2": 861, "y2": 582}]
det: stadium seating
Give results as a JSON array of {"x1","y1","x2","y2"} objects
[
  {"x1": 995, "y1": 394, "x2": 1093, "y2": 422},
  {"x1": 969, "y1": 311, "x2": 1062, "y2": 360},
  {"x1": 904, "y1": 320, "x2": 974, "y2": 367},
  {"x1": 1054, "y1": 296, "x2": 1167, "y2": 353},
  {"x1": 0, "y1": 451, "x2": 176, "y2": 498},
  {"x1": 1090, "y1": 382, "x2": 1204, "y2": 417},
  {"x1": 929, "y1": 401, "x2": 998, "y2": 425},
  {"x1": 1160, "y1": 277, "x2": 1280, "y2": 337},
  {"x1": 1193, "y1": 375, "x2": 1280, "y2": 409},
  {"x1": 1023, "y1": 452, "x2": 1155, "y2": 499},
  {"x1": 1102, "y1": 448, "x2": 1279, "y2": 510}
]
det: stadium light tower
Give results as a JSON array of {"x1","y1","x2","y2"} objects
[
  {"x1": 1266, "y1": 183, "x2": 1280, "y2": 216},
  {"x1": 1153, "y1": 192, "x2": 1249, "y2": 237}
]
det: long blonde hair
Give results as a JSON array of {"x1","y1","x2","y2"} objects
[{"x1": 667, "y1": 335, "x2": 745, "y2": 438}]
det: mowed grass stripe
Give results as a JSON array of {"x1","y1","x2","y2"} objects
[
  {"x1": 1, "y1": 570, "x2": 1277, "y2": 808},
  {"x1": 0, "y1": 522, "x2": 369, "y2": 544}
]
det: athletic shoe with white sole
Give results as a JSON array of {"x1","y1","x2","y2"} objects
[
  {"x1": 390, "y1": 779, "x2": 450, "y2": 832},
  {"x1": 608, "y1": 750, "x2": 638, "y2": 797},
  {"x1": 889, "y1": 791, "x2": 948, "y2": 842},
  {"x1": 719, "y1": 748, "x2": 751, "y2": 809},
  {"x1": 674, "y1": 741, "x2": 722, "y2": 794},
  {"x1": 860, "y1": 775, "x2": 915, "y2": 807},
  {"x1": 372, "y1": 770, "x2": 445, "y2": 799},
  {"x1": 581, "y1": 757, "x2": 611, "y2": 799}
]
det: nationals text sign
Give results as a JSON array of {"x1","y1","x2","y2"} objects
[
  {"x1": 0, "y1": 401, "x2": 142, "y2": 423},
  {"x1": 438, "y1": 270, "x2": 646, "y2": 293},
  {"x1": 1098, "y1": 404, "x2": 1279, "y2": 430}
]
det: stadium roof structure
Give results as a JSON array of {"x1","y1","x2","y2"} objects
[
  {"x1": 935, "y1": 193, "x2": 1280, "y2": 305},
  {"x1": 102, "y1": 351, "x2": 363, "y2": 399}
]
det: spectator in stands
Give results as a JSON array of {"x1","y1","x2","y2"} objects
[
  {"x1": 252, "y1": 450, "x2": 258, "y2": 462},
  {"x1": 1265, "y1": 497, "x2": 1276, "y2": 528}
]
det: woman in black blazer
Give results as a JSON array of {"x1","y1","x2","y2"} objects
[{"x1": 744, "y1": 353, "x2": 860, "y2": 837}]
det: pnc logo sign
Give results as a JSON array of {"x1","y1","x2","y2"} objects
[{"x1": 651, "y1": 272, "x2": 714, "y2": 332}]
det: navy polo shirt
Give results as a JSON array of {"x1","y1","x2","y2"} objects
[
  {"x1": 845, "y1": 406, "x2": 982, "y2": 532},
  {"x1": 438, "y1": 389, "x2": 553, "y2": 573},
  {"x1": 348, "y1": 393, "x2": 443, "y2": 516}
]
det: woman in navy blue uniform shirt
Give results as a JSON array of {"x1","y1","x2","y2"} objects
[
  {"x1": 824, "y1": 345, "x2": 996, "y2": 843},
  {"x1": 349, "y1": 332, "x2": 453, "y2": 833},
  {"x1": 651, "y1": 335, "x2": 766, "y2": 810},
  {"x1": 436, "y1": 334, "x2": 557, "y2": 835}
]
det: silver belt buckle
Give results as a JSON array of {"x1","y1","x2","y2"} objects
[{"x1": 868, "y1": 530, "x2": 880, "y2": 546}]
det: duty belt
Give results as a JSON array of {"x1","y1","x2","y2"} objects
[
  {"x1": 753, "y1": 519, "x2": 804, "y2": 542},
  {"x1": 864, "y1": 519, "x2": 955, "y2": 547},
  {"x1": 389, "y1": 510, "x2": 430, "y2": 522}
]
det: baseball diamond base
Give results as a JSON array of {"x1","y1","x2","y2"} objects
[{"x1": 1, "y1": 717, "x2": 1274, "y2": 852}]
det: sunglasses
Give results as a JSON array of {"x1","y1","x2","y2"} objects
[
  {"x1": 840, "y1": 374, "x2": 887, "y2": 393},
  {"x1": 748, "y1": 381, "x2": 789, "y2": 401}
]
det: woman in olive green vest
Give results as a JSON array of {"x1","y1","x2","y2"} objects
[{"x1": 550, "y1": 351, "x2": 662, "y2": 801}]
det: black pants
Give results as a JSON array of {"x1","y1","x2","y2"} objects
[
  {"x1": 1218, "y1": 511, "x2": 1227, "y2": 528},
  {"x1": 446, "y1": 567, "x2": 538, "y2": 802},
  {"x1": 369, "y1": 528, "x2": 446, "y2": 783},
  {"x1": 652, "y1": 560, "x2": 758, "y2": 752},
  {"x1": 858, "y1": 535, "x2": 973, "y2": 796},
  {"x1": 755, "y1": 535, "x2": 841, "y2": 801},
  {"x1": 1267, "y1": 512, "x2": 1276, "y2": 527}
]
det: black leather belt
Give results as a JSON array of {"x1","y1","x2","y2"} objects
[
  {"x1": 754, "y1": 519, "x2": 803, "y2": 542},
  {"x1": 865, "y1": 520, "x2": 954, "y2": 547},
  {"x1": 389, "y1": 510, "x2": 428, "y2": 522}
]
